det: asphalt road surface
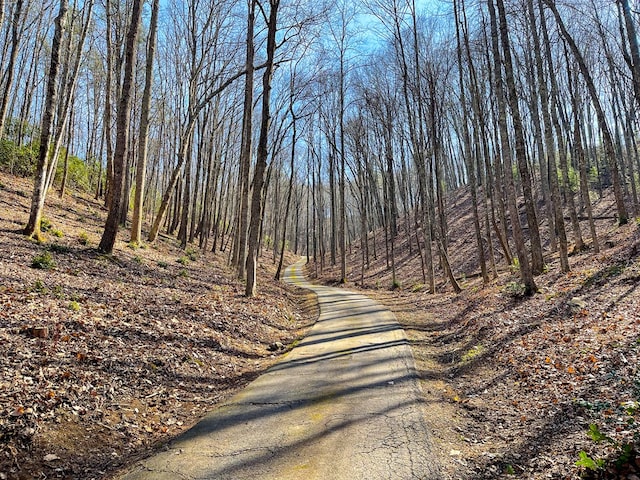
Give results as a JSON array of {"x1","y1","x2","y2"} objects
[{"x1": 117, "y1": 259, "x2": 441, "y2": 480}]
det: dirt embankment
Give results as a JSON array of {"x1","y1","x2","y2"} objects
[{"x1": 0, "y1": 172, "x2": 317, "y2": 480}]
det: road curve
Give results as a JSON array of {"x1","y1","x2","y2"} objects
[{"x1": 117, "y1": 259, "x2": 441, "y2": 480}]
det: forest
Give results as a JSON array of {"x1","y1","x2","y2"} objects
[{"x1": 0, "y1": 0, "x2": 639, "y2": 478}]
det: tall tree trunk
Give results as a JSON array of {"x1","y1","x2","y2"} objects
[
  {"x1": 24, "y1": 0, "x2": 68, "y2": 240},
  {"x1": 569, "y1": 67, "x2": 599, "y2": 253},
  {"x1": 455, "y1": 0, "x2": 488, "y2": 285},
  {"x1": 488, "y1": 0, "x2": 537, "y2": 294},
  {"x1": 58, "y1": 104, "x2": 73, "y2": 198},
  {"x1": 234, "y1": 0, "x2": 255, "y2": 278},
  {"x1": 131, "y1": 0, "x2": 159, "y2": 245},
  {"x1": 98, "y1": 0, "x2": 143, "y2": 253},
  {"x1": 540, "y1": 0, "x2": 584, "y2": 252},
  {"x1": 275, "y1": 103, "x2": 297, "y2": 281},
  {"x1": 245, "y1": 0, "x2": 279, "y2": 297},
  {"x1": 178, "y1": 138, "x2": 193, "y2": 249},
  {"x1": 528, "y1": 0, "x2": 569, "y2": 272},
  {"x1": 103, "y1": 0, "x2": 115, "y2": 209},
  {"x1": 338, "y1": 41, "x2": 347, "y2": 284},
  {"x1": 496, "y1": 0, "x2": 544, "y2": 275}
]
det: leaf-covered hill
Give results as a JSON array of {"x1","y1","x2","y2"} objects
[
  {"x1": 0, "y1": 172, "x2": 317, "y2": 480},
  {"x1": 313, "y1": 186, "x2": 640, "y2": 479}
]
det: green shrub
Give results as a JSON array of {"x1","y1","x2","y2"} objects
[
  {"x1": 185, "y1": 247, "x2": 198, "y2": 261},
  {"x1": 50, "y1": 228, "x2": 64, "y2": 238},
  {"x1": 576, "y1": 450, "x2": 604, "y2": 472},
  {"x1": 31, "y1": 251, "x2": 55, "y2": 269},
  {"x1": 54, "y1": 148, "x2": 97, "y2": 192},
  {"x1": 0, "y1": 139, "x2": 37, "y2": 176},
  {"x1": 157, "y1": 261, "x2": 168, "y2": 269},
  {"x1": 177, "y1": 256, "x2": 189, "y2": 265},
  {"x1": 68, "y1": 301, "x2": 80, "y2": 312},
  {"x1": 0, "y1": 135, "x2": 102, "y2": 192},
  {"x1": 78, "y1": 231, "x2": 89, "y2": 245},
  {"x1": 40, "y1": 217, "x2": 53, "y2": 232},
  {"x1": 31, "y1": 279, "x2": 47, "y2": 293}
]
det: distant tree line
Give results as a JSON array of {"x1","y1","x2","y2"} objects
[{"x1": 0, "y1": 0, "x2": 636, "y2": 295}]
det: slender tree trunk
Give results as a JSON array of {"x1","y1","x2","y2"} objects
[
  {"x1": 178, "y1": 140, "x2": 193, "y2": 249},
  {"x1": 103, "y1": 0, "x2": 115, "y2": 209},
  {"x1": 24, "y1": 0, "x2": 68, "y2": 240},
  {"x1": 488, "y1": 0, "x2": 537, "y2": 293},
  {"x1": 480, "y1": 16, "x2": 513, "y2": 266},
  {"x1": 275, "y1": 108, "x2": 297, "y2": 281},
  {"x1": 131, "y1": 0, "x2": 159, "y2": 245},
  {"x1": 496, "y1": 0, "x2": 544, "y2": 275},
  {"x1": 234, "y1": 0, "x2": 255, "y2": 278},
  {"x1": 58, "y1": 105, "x2": 73, "y2": 198},
  {"x1": 245, "y1": 0, "x2": 279, "y2": 297},
  {"x1": 98, "y1": 0, "x2": 143, "y2": 253},
  {"x1": 528, "y1": 0, "x2": 569, "y2": 271},
  {"x1": 455, "y1": 0, "x2": 488, "y2": 284},
  {"x1": 621, "y1": 0, "x2": 640, "y2": 109},
  {"x1": 567, "y1": 58, "x2": 599, "y2": 252}
]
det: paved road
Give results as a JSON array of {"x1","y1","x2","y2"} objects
[{"x1": 117, "y1": 259, "x2": 441, "y2": 480}]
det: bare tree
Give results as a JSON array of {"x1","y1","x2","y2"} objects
[
  {"x1": 233, "y1": 0, "x2": 256, "y2": 279},
  {"x1": 24, "y1": 0, "x2": 69, "y2": 240},
  {"x1": 245, "y1": 0, "x2": 280, "y2": 297},
  {"x1": 487, "y1": 0, "x2": 537, "y2": 294},
  {"x1": 98, "y1": 0, "x2": 144, "y2": 253},
  {"x1": 130, "y1": 0, "x2": 160, "y2": 245}
]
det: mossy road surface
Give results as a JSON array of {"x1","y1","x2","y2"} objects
[{"x1": 117, "y1": 259, "x2": 441, "y2": 480}]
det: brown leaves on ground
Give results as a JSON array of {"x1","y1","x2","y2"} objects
[
  {"x1": 313, "y1": 188, "x2": 639, "y2": 479},
  {"x1": 0, "y1": 173, "x2": 316, "y2": 479}
]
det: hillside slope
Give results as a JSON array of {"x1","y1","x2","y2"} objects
[
  {"x1": 0, "y1": 173, "x2": 317, "y2": 479},
  {"x1": 313, "y1": 188, "x2": 640, "y2": 479}
]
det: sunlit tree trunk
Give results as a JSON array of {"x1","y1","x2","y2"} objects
[
  {"x1": 24, "y1": 0, "x2": 69, "y2": 240},
  {"x1": 275, "y1": 88, "x2": 298, "y2": 281},
  {"x1": 620, "y1": 0, "x2": 640, "y2": 109},
  {"x1": 528, "y1": 0, "x2": 569, "y2": 272},
  {"x1": 98, "y1": 0, "x2": 143, "y2": 253},
  {"x1": 234, "y1": 0, "x2": 255, "y2": 278},
  {"x1": 131, "y1": 0, "x2": 159, "y2": 245},
  {"x1": 245, "y1": 0, "x2": 279, "y2": 297},
  {"x1": 454, "y1": 0, "x2": 488, "y2": 285}
]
